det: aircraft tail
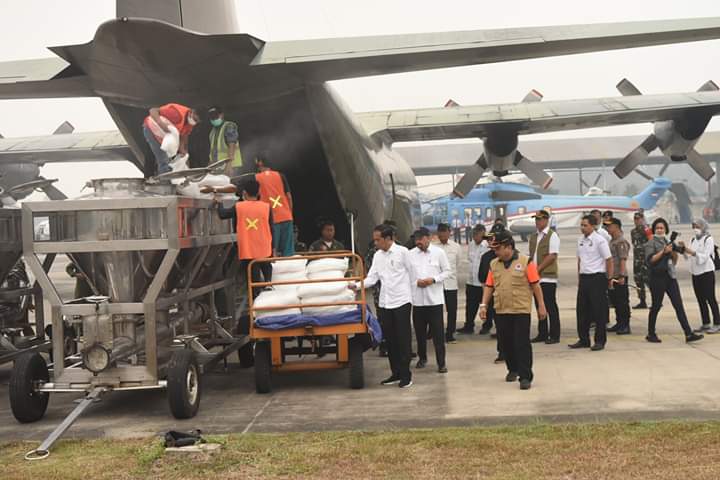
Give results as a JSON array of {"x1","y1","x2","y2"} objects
[
  {"x1": 632, "y1": 177, "x2": 672, "y2": 210},
  {"x1": 117, "y1": 0, "x2": 239, "y2": 33}
]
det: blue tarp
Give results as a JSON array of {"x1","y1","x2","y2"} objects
[{"x1": 255, "y1": 306, "x2": 382, "y2": 345}]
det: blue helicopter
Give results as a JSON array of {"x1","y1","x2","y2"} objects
[{"x1": 422, "y1": 176, "x2": 672, "y2": 239}]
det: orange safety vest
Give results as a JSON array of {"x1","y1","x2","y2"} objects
[
  {"x1": 256, "y1": 170, "x2": 293, "y2": 223},
  {"x1": 235, "y1": 201, "x2": 272, "y2": 260},
  {"x1": 143, "y1": 103, "x2": 194, "y2": 141}
]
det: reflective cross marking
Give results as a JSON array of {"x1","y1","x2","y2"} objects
[
  {"x1": 270, "y1": 196, "x2": 283, "y2": 209},
  {"x1": 245, "y1": 218, "x2": 259, "y2": 230}
]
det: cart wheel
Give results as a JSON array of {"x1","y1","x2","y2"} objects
[
  {"x1": 348, "y1": 337, "x2": 364, "y2": 390},
  {"x1": 167, "y1": 350, "x2": 201, "y2": 419},
  {"x1": 238, "y1": 341, "x2": 254, "y2": 368},
  {"x1": 254, "y1": 341, "x2": 272, "y2": 394},
  {"x1": 9, "y1": 353, "x2": 50, "y2": 423}
]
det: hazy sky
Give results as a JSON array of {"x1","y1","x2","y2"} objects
[{"x1": 1, "y1": 0, "x2": 720, "y2": 195}]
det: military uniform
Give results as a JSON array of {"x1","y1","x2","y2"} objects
[{"x1": 630, "y1": 224, "x2": 650, "y2": 307}]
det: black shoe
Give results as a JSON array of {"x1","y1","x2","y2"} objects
[
  {"x1": 568, "y1": 341, "x2": 590, "y2": 349},
  {"x1": 379, "y1": 350, "x2": 388, "y2": 358},
  {"x1": 478, "y1": 326, "x2": 492, "y2": 335},
  {"x1": 590, "y1": 343, "x2": 605, "y2": 351},
  {"x1": 438, "y1": 366, "x2": 448, "y2": 374},
  {"x1": 686, "y1": 333, "x2": 704, "y2": 343},
  {"x1": 490, "y1": 333, "x2": 498, "y2": 339},
  {"x1": 519, "y1": 379, "x2": 532, "y2": 390},
  {"x1": 399, "y1": 379, "x2": 413, "y2": 388},
  {"x1": 607, "y1": 324, "x2": 620, "y2": 332},
  {"x1": 457, "y1": 327, "x2": 474, "y2": 335},
  {"x1": 545, "y1": 338, "x2": 560, "y2": 344},
  {"x1": 415, "y1": 359, "x2": 426, "y2": 369},
  {"x1": 530, "y1": 336, "x2": 548, "y2": 343},
  {"x1": 446, "y1": 335, "x2": 457, "y2": 344},
  {"x1": 616, "y1": 327, "x2": 631, "y2": 335},
  {"x1": 494, "y1": 355, "x2": 504, "y2": 364},
  {"x1": 633, "y1": 302, "x2": 648, "y2": 309},
  {"x1": 505, "y1": 371, "x2": 519, "y2": 382},
  {"x1": 646, "y1": 334, "x2": 662, "y2": 343},
  {"x1": 410, "y1": 351, "x2": 418, "y2": 359},
  {"x1": 381, "y1": 376, "x2": 401, "y2": 385}
]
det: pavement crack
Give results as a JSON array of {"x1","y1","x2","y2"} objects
[{"x1": 242, "y1": 397, "x2": 273, "y2": 435}]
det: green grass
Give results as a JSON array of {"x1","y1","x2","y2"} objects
[{"x1": 3, "y1": 422, "x2": 720, "y2": 479}]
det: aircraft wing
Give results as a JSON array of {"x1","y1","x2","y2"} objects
[
  {"x1": 0, "y1": 130, "x2": 135, "y2": 166},
  {"x1": 256, "y1": 17, "x2": 720, "y2": 80},
  {"x1": 0, "y1": 57, "x2": 93, "y2": 99},
  {"x1": 359, "y1": 91, "x2": 720, "y2": 143}
]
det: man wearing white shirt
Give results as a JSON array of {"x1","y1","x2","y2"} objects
[
  {"x1": 359, "y1": 224, "x2": 415, "y2": 388},
  {"x1": 408, "y1": 228, "x2": 452, "y2": 372},
  {"x1": 458, "y1": 225, "x2": 489, "y2": 334},
  {"x1": 434, "y1": 223, "x2": 461, "y2": 343},
  {"x1": 569, "y1": 214, "x2": 614, "y2": 351},
  {"x1": 528, "y1": 210, "x2": 561, "y2": 344}
]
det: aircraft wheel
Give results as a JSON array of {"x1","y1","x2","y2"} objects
[{"x1": 10, "y1": 353, "x2": 50, "y2": 423}]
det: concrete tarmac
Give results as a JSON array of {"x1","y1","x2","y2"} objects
[{"x1": 3, "y1": 226, "x2": 720, "y2": 442}]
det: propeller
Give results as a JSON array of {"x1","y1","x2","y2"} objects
[
  {"x1": 8, "y1": 177, "x2": 67, "y2": 200},
  {"x1": 451, "y1": 90, "x2": 551, "y2": 197},
  {"x1": 613, "y1": 78, "x2": 717, "y2": 180}
]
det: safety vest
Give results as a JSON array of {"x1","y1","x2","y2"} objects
[
  {"x1": 490, "y1": 255, "x2": 533, "y2": 314},
  {"x1": 529, "y1": 230, "x2": 558, "y2": 278},
  {"x1": 235, "y1": 201, "x2": 272, "y2": 260},
  {"x1": 143, "y1": 103, "x2": 193, "y2": 142},
  {"x1": 256, "y1": 170, "x2": 293, "y2": 223},
  {"x1": 209, "y1": 121, "x2": 242, "y2": 168}
]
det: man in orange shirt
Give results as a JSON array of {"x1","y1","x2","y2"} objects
[
  {"x1": 142, "y1": 103, "x2": 200, "y2": 174},
  {"x1": 480, "y1": 231, "x2": 547, "y2": 390},
  {"x1": 215, "y1": 178, "x2": 273, "y2": 289},
  {"x1": 254, "y1": 156, "x2": 295, "y2": 257}
]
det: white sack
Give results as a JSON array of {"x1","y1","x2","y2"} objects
[
  {"x1": 272, "y1": 257, "x2": 308, "y2": 275},
  {"x1": 160, "y1": 124, "x2": 180, "y2": 157},
  {"x1": 306, "y1": 257, "x2": 348, "y2": 274},
  {"x1": 297, "y1": 281, "x2": 348, "y2": 298},
  {"x1": 307, "y1": 269, "x2": 347, "y2": 281},
  {"x1": 256, "y1": 308, "x2": 302, "y2": 319}
]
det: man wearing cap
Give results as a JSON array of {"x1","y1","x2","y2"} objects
[
  {"x1": 480, "y1": 231, "x2": 547, "y2": 390},
  {"x1": 631, "y1": 211, "x2": 651, "y2": 309},
  {"x1": 458, "y1": 224, "x2": 489, "y2": 334},
  {"x1": 528, "y1": 210, "x2": 561, "y2": 344},
  {"x1": 606, "y1": 218, "x2": 632, "y2": 334},
  {"x1": 433, "y1": 223, "x2": 461, "y2": 343},
  {"x1": 570, "y1": 214, "x2": 614, "y2": 351},
  {"x1": 207, "y1": 107, "x2": 242, "y2": 176},
  {"x1": 408, "y1": 227, "x2": 452, "y2": 373}
]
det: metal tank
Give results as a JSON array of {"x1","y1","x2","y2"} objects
[{"x1": 13, "y1": 177, "x2": 249, "y2": 458}]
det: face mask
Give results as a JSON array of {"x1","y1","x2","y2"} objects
[
  {"x1": 693, "y1": 228, "x2": 703, "y2": 237},
  {"x1": 210, "y1": 118, "x2": 223, "y2": 127},
  {"x1": 188, "y1": 116, "x2": 198, "y2": 126}
]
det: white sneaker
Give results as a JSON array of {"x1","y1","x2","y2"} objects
[{"x1": 707, "y1": 325, "x2": 720, "y2": 334}]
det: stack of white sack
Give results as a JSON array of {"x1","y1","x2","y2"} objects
[
  {"x1": 270, "y1": 257, "x2": 308, "y2": 293},
  {"x1": 253, "y1": 289, "x2": 301, "y2": 318},
  {"x1": 300, "y1": 258, "x2": 355, "y2": 315}
]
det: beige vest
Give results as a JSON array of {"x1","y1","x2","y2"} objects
[
  {"x1": 529, "y1": 230, "x2": 558, "y2": 278},
  {"x1": 490, "y1": 255, "x2": 534, "y2": 314}
]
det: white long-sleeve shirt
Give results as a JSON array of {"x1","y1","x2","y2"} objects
[
  {"x1": 433, "y1": 239, "x2": 461, "y2": 290},
  {"x1": 408, "y1": 245, "x2": 452, "y2": 306},
  {"x1": 467, "y1": 239, "x2": 489, "y2": 286},
  {"x1": 363, "y1": 242, "x2": 413, "y2": 309},
  {"x1": 688, "y1": 235, "x2": 716, "y2": 276}
]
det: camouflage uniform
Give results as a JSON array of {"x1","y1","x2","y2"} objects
[{"x1": 630, "y1": 225, "x2": 649, "y2": 306}]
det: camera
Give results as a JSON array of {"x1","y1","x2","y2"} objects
[{"x1": 669, "y1": 231, "x2": 685, "y2": 254}]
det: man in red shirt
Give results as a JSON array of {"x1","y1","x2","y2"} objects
[
  {"x1": 142, "y1": 103, "x2": 199, "y2": 174},
  {"x1": 481, "y1": 231, "x2": 547, "y2": 390}
]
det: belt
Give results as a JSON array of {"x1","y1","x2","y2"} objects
[{"x1": 579, "y1": 272, "x2": 606, "y2": 276}]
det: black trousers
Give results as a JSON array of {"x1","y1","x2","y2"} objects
[
  {"x1": 495, "y1": 313, "x2": 533, "y2": 381},
  {"x1": 691, "y1": 271, "x2": 720, "y2": 326},
  {"x1": 378, "y1": 303, "x2": 412, "y2": 382},
  {"x1": 648, "y1": 273, "x2": 692, "y2": 336},
  {"x1": 577, "y1": 273, "x2": 609, "y2": 345},
  {"x1": 608, "y1": 278, "x2": 631, "y2": 329},
  {"x1": 453, "y1": 228, "x2": 462, "y2": 243},
  {"x1": 534, "y1": 283, "x2": 560, "y2": 340},
  {"x1": 240, "y1": 260, "x2": 272, "y2": 298},
  {"x1": 464, "y1": 284, "x2": 484, "y2": 330},
  {"x1": 444, "y1": 289, "x2": 458, "y2": 336},
  {"x1": 412, "y1": 305, "x2": 446, "y2": 366}
]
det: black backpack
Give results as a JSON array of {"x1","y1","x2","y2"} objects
[{"x1": 702, "y1": 236, "x2": 720, "y2": 271}]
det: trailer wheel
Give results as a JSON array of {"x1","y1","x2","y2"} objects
[
  {"x1": 254, "y1": 341, "x2": 272, "y2": 394},
  {"x1": 348, "y1": 337, "x2": 364, "y2": 389},
  {"x1": 238, "y1": 341, "x2": 254, "y2": 368},
  {"x1": 167, "y1": 350, "x2": 201, "y2": 419},
  {"x1": 9, "y1": 353, "x2": 49, "y2": 423}
]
